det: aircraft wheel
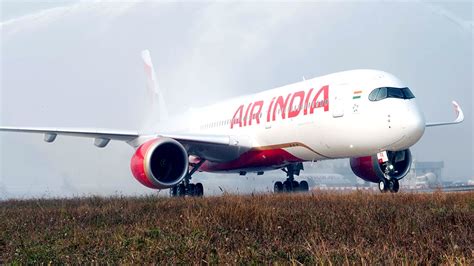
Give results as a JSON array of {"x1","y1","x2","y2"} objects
[
  {"x1": 195, "y1": 183, "x2": 204, "y2": 197},
  {"x1": 300, "y1": 180, "x2": 309, "y2": 192},
  {"x1": 177, "y1": 183, "x2": 186, "y2": 197},
  {"x1": 188, "y1": 183, "x2": 196, "y2": 196},
  {"x1": 390, "y1": 179, "x2": 400, "y2": 193},
  {"x1": 283, "y1": 180, "x2": 292, "y2": 192},
  {"x1": 378, "y1": 179, "x2": 389, "y2": 193},
  {"x1": 292, "y1": 181, "x2": 300, "y2": 192},
  {"x1": 170, "y1": 186, "x2": 178, "y2": 197},
  {"x1": 274, "y1": 181, "x2": 283, "y2": 193}
]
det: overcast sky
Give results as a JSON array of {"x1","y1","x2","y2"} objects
[{"x1": 0, "y1": 1, "x2": 472, "y2": 198}]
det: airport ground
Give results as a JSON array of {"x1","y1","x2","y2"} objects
[{"x1": 0, "y1": 191, "x2": 472, "y2": 264}]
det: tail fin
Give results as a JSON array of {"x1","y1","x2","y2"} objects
[{"x1": 141, "y1": 49, "x2": 168, "y2": 129}]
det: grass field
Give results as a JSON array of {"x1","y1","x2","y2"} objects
[{"x1": 1, "y1": 191, "x2": 473, "y2": 264}]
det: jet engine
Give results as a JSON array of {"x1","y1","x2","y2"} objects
[
  {"x1": 130, "y1": 138, "x2": 189, "y2": 189},
  {"x1": 350, "y1": 149, "x2": 412, "y2": 183}
]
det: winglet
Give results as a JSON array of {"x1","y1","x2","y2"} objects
[
  {"x1": 426, "y1": 100, "x2": 464, "y2": 127},
  {"x1": 451, "y1": 100, "x2": 464, "y2": 123}
]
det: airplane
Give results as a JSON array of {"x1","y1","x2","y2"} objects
[{"x1": 0, "y1": 50, "x2": 464, "y2": 196}]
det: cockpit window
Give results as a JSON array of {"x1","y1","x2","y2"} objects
[
  {"x1": 387, "y1": 88, "x2": 404, "y2": 99},
  {"x1": 368, "y1": 88, "x2": 378, "y2": 101},
  {"x1": 368, "y1": 87, "x2": 415, "y2": 101},
  {"x1": 376, "y1": 87, "x2": 387, "y2": 101},
  {"x1": 401, "y1": 88, "x2": 415, "y2": 99}
]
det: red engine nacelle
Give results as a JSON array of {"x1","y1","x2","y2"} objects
[
  {"x1": 130, "y1": 138, "x2": 188, "y2": 189},
  {"x1": 350, "y1": 149, "x2": 412, "y2": 183}
]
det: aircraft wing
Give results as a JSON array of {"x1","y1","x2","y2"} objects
[
  {"x1": 426, "y1": 101, "x2": 464, "y2": 127},
  {"x1": 0, "y1": 126, "x2": 140, "y2": 147},
  {"x1": 0, "y1": 126, "x2": 238, "y2": 155},
  {"x1": 159, "y1": 133, "x2": 247, "y2": 162},
  {"x1": 160, "y1": 133, "x2": 231, "y2": 145}
]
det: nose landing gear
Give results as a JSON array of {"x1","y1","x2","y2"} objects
[
  {"x1": 378, "y1": 162, "x2": 400, "y2": 193},
  {"x1": 274, "y1": 163, "x2": 310, "y2": 193},
  {"x1": 378, "y1": 178, "x2": 400, "y2": 193}
]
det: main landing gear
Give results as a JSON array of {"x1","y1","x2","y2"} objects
[
  {"x1": 273, "y1": 163, "x2": 310, "y2": 193},
  {"x1": 170, "y1": 159, "x2": 205, "y2": 197},
  {"x1": 378, "y1": 162, "x2": 400, "y2": 193}
]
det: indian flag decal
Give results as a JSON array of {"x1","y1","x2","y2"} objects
[{"x1": 353, "y1": 90, "x2": 362, "y2": 99}]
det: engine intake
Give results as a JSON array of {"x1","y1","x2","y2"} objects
[
  {"x1": 350, "y1": 149, "x2": 412, "y2": 183},
  {"x1": 130, "y1": 138, "x2": 188, "y2": 189}
]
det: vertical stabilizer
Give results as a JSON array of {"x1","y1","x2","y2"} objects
[{"x1": 141, "y1": 49, "x2": 168, "y2": 130}]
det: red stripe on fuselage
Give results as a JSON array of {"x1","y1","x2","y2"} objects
[{"x1": 199, "y1": 148, "x2": 302, "y2": 172}]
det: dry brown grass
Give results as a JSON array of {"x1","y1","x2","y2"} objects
[{"x1": 1, "y1": 191, "x2": 473, "y2": 264}]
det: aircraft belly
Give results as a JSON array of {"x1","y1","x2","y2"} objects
[{"x1": 199, "y1": 146, "x2": 303, "y2": 173}]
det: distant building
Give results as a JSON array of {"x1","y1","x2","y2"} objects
[
  {"x1": 305, "y1": 173, "x2": 352, "y2": 187},
  {"x1": 303, "y1": 159, "x2": 361, "y2": 186},
  {"x1": 0, "y1": 182, "x2": 10, "y2": 200},
  {"x1": 403, "y1": 160, "x2": 444, "y2": 188}
]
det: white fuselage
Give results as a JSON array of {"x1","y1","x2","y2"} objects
[{"x1": 156, "y1": 69, "x2": 425, "y2": 172}]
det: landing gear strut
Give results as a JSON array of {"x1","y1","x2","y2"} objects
[
  {"x1": 170, "y1": 159, "x2": 205, "y2": 197},
  {"x1": 274, "y1": 163, "x2": 310, "y2": 193},
  {"x1": 378, "y1": 162, "x2": 400, "y2": 193}
]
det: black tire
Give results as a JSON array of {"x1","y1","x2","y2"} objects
[
  {"x1": 300, "y1": 180, "x2": 309, "y2": 192},
  {"x1": 390, "y1": 179, "x2": 400, "y2": 193},
  {"x1": 283, "y1": 180, "x2": 292, "y2": 192},
  {"x1": 195, "y1": 183, "x2": 204, "y2": 197},
  {"x1": 177, "y1": 183, "x2": 186, "y2": 197},
  {"x1": 378, "y1": 179, "x2": 388, "y2": 193},
  {"x1": 292, "y1": 181, "x2": 300, "y2": 192},
  {"x1": 274, "y1": 181, "x2": 283, "y2": 193},
  {"x1": 188, "y1": 183, "x2": 196, "y2": 196},
  {"x1": 170, "y1": 186, "x2": 178, "y2": 197}
]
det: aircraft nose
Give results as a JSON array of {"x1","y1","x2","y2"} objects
[{"x1": 404, "y1": 104, "x2": 425, "y2": 144}]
